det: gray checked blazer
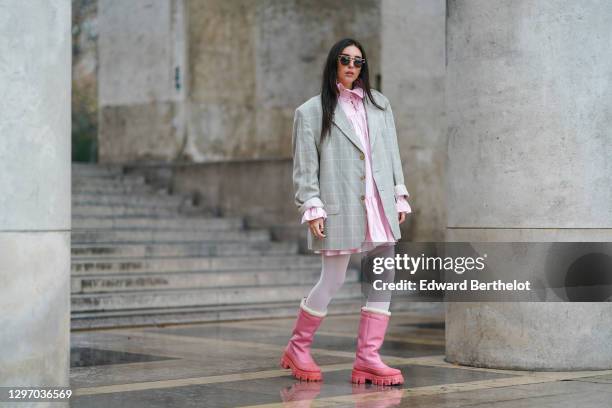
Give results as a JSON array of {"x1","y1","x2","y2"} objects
[{"x1": 292, "y1": 89, "x2": 410, "y2": 252}]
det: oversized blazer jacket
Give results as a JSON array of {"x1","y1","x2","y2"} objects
[{"x1": 292, "y1": 89, "x2": 410, "y2": 252}]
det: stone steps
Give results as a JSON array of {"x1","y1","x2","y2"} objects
[
  {"x1": 71, "y1": 254, "x2": 322, "y2": 275},
  {"x1": 71, "y1": 299, "x2": 443, "y2": 330},
  {"x1": 71, "y1": 228, "x2": 271, "y2": 243},
  {"x1": 72, "y1": 267, "x2": 357, "y2": 294},
  {"x1": 69, "y1": 163, "x2": 354, "y2": 329},
  {"x1": 72, "y1": 193, "x2": 188, "y2": 207},
  {"x1": 72, "y1": 175, "x2": 146, "y2": 185},
  {"x1": 72, "y1": 215, "x2": 243, "y2": 230},
  {"x1": 71, "y1": 241, "x2": 298, "y2": 258},
  {"x1": 70, "y1": 298, "x2": 374, "y2": 330},
  {"x1": 71, "y1": 163, "x2": 123, "y2": 177},
  {"x1": 74, "y1": 184, "x2": 168, "y2": 195},
  {"x1": 71, "y1": 282, "x2": 363, "y2": 313},
  {"x1": 72, "y1": 204, "x2": 188, "y2": 217}
]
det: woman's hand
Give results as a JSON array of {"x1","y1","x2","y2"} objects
[
  {"x1": 308, "y1": 217, "x2": 326, "y2": 239},
  {"x1": 398, "y1": 212, "x2": 407, "y2": 224}
]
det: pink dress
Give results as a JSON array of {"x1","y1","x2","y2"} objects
[{"x1": 301, "y1": 80, "x2": 412, "y2": 256}]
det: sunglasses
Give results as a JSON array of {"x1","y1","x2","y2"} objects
[{"x1": 338, "y1": 54, "x2": 366, "y2": 68}]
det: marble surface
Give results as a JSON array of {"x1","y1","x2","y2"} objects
[
  {"x1": 70, "y1": 347, "x2": 177, "y2": 368},
  {"x1": 69, "y1": 310, "x2": 612, "y2": 407}
]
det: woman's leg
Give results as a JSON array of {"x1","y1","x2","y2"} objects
[
  {"x1": 304, "y1": 253, "x2": 351, "y2": 313},
  {"x1": 353, "y1": 244, "x2": 403, "y2": 385},
  {"x1": 365, "y1": 244, "x2": 396, "y2": 312},
  {"x1": 281, "y1": 253, "x2": 350, "y2": 381}
]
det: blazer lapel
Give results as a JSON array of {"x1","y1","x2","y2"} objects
[
  {"x1": 331, "y1": 101, "x2": 366, "y2": 154},
  {"x1": 363, "y1": 95, "x2": 380, "y2": 151}
]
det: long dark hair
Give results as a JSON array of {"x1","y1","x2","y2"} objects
[{"x1": 320, "y1": 38, "x2": 384, "y2": 141}]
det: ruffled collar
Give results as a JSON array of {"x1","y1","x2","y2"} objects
[{"x1": 336, "y1": 79, "x2": 364, "y2": 99}]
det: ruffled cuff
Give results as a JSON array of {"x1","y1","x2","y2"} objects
[
  {"x1": 394, "y1": 184, "x2": 410, "y2": 197},
  {"x1": 395, "y1": 195, "x2": 412, "y2": 213},
  {"x1": 298, "y1": 196, "x2": 325, "y2": 215},
  {"x1": 301, "y1": 206, "x2": 328, "y2": 224}
]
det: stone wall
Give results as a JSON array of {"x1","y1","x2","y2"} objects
[
  {"x1": 97, "y1": 0, "x2": 187, "y2": 162},
  {"x1": 382, "y1": 0, "x2": 446, "y2": 241},
  {"x1": 0, "y1": 0, "x2": 71, "y2": 387},
  {"x1": 97, "y1": 0, "x2": 381, "y2": 163},
  {"x1": 96, "y1": 0, "x2": 445, "y2": 242}
]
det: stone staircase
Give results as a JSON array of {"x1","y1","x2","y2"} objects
[{"x1": 70, "y1": 163, "x2": 363, "y2": 329}]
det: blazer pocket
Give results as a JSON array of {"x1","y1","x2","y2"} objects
[{"x1": 325, "y1": 203, "x2": 340, "y2": 215}]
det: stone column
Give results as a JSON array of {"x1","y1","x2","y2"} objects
[
  {"x1": 445, "y1": 0, "x2": 612, "y2": 369},
  {"x1": 0, "y1": 0, "x2": 72, "y2": 391},
  {"x1": 381, "y1": 0, "x2": 446, "y2": 242}
]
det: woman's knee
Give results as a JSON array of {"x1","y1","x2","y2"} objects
[
  {"x1": 327, "y1": 273, "x2": 346, "y2": 294},
  {"x1": 321, "y1": 255, "x2": 350, "y2": 295}
]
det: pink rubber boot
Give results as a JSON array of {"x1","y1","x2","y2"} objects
[
  {"x1": 280, "y1": 298, "x2": 326, "y2": 381},
  {"x1": 351, "y1": 307, "x2": 404, "y2": 386}
]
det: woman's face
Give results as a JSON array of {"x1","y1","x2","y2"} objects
[{"x1": 336, "y1": 45, "x2": 363, "y2": 89}]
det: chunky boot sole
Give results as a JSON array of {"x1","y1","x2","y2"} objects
[
  {"x1": 280, "y1": 352, "x2": 322, "y2": 382},
  {"x1": 351, "y1": 368, "x2": 404, "y2": 386}
]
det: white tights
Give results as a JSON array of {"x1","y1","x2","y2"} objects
[{"x1": 304, "y1": 245, "x2": 396, "y2": 314}]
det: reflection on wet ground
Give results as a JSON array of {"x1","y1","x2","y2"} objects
[{"x1": 69, "y1": 306, "x2": 612, "y2": 407}]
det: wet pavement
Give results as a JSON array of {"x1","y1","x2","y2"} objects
[{"x1": 69, "y1": 308, "x2": 612, "y2": 407}]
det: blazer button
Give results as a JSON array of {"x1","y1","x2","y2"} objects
[
  {"x1": 360, "y1": 195, "x2": 365, "y2": 201},
  {"x1": 359, "y1": 153, "x2": 365, "y2": 160},
  {"x1": 360, "y1": 175, "x2": 366, "y2": 180}
]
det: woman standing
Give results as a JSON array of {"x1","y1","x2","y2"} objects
[{"x1": 281, "y1": 38, "x2": 412, "y2": 386}]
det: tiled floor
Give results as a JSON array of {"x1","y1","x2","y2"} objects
[{"x1": 69, "y1": 309, "x2": 612, "y2": 407}]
